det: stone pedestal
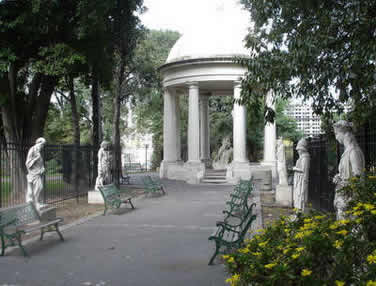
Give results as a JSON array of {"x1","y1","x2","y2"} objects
[
  {"x1": 88, "y1": 190, "x2": 104, "y2": 204},
  {"x1": 184, "y1": 161, "x2": 205, "y2": 184},
  {"x1": 275, "y1": 184, "x2": 293, "y2": 207},
  {"x1": 252, "y1": 169, "x2": 273, "y2": 192},
  {"x1": 39, "y1": 206, "x2": 57, "y2": 221},
  {"x1": 227, "y1": 162, "x2": 251, "y2": 183}
]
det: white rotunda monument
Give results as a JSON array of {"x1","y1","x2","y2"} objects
[{"x1": 159, "y1": 5, "x2": 276, "y2": 184}]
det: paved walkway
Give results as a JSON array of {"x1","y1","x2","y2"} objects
[{"x1": 0, "y1": 180, "x2": 262, "y2": 286}]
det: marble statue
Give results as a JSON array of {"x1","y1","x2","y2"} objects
[
  {"x1": 276, "y1": 138, "x2": 288, "y2": 185},
  {"x1": 25, "y1": 137, "x2": 47, "y2": 211},
  {"x1": 293, "y1": 138, "x2": 310, "y2": 211},
  {"x1": 333, "y1": 120, "x2": 365, "y2": 220},
  {"x1": 212, "y1": 137, "x2": 233, "y2": 169},
  {"x1": 95, "y1": 141, "x2": 112, "y2": 190}
]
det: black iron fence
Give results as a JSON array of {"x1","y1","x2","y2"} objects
[
  {"x1": 294, "y1": 121, "x2": 376, "y2": 213},
  {"x1": 0, "y1": 143, "x2": 97, "y2": 209}
]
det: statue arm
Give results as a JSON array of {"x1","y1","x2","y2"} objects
[{"x1": 350, "y1": 149, "x2": 365, "y2": 176}]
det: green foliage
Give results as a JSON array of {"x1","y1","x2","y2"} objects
[
  {"x1": 131, "y1": 29, "x2": 180, "y2": 168},
  {"x1": 239, "y1": 0, "x2": 376, "y2": 124},
  {"x1": 276, "y1": 100, "x2": 303, "y2": 142},
  {"x1": 224, "y1": 174, "x2": 376, "y2": 285}
]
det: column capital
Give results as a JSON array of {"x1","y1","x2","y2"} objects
[
  {"x1": 233, "y1": 80, "x2": 242, "y2": 88},
  {"x1": 187, "y1": 82, "x2": 199, "y2": 89}
]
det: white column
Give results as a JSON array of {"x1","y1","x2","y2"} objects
[
  {"x1": 175, "y1": 95, "x2": 181, "y2": 161},
  {"x1": 263, "y1": 91, "x2": 276, "y2": 163},
  {"x1": 187, "y1": 82, "x2": 200, "y2": 162},
  {"x1": 162, "y1": 88, "x2": 178, "y2": 162},
  {"x1": 200, "y1": 95, "x2": 210, "y2": 162},
  {"x1": 232, "y1": 81, "x2": 248, "y2": 163}
]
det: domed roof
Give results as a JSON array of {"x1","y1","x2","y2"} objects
[{"x1": 165, "y1": 9, "x2": 249, "y2": 64}]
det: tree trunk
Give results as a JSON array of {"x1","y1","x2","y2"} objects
[
  {"x1": 112, "y1": 60, "x2": 125, "y2": 187},
  {"x1": 91, "y1": 69, "x2": 101, "y2": 180},
  {"x1": 1, "y1": 70, "x2": 57, "y2": 196},
  {"x1": 68, "y1": 76, "x2": 81, "y2": 199}
]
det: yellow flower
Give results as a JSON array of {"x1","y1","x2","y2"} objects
[
  {"x1": 334, "y1": 240, "x2": 344, "y2": 249},
  {"x1": 337, "y1": 219, "x2": 350, "y2": 225},
  {"x1": 252, "y1": 252, "x2": 261, "y2": 256},
  {"x1": 264, "y1": 263, "x2": 276, "y2": 269},
  {"x1": 258, "y1": 241, "x2": 268, "y2": 248},
  {"x1": 336, "y1": 230, "x2": 348, "y2": 236},
  {"x1": 356, "y1": 218, "x2": 363, "y2": 224},
  {"x1": 314, "y1": 215, "x2": 326, "y2": 220},
  {"x1": 353, "y1": 210, "x2": 364, "y2": 216},
  {"x1": 364, "y1": 204, "x2": 375, "y2": 211},
  {"x1": 304, "y1": 218, "x2": 312, "y2": 223},
  {"x1": 225, "y1": 274, "x2": 240, "y2": 286},
  {"x1": 226, "y1": 257, "x2": 235, "y2": 264},
  {"x1": 292, "y1": 253, "x2": 301, "y2": 259},
  {"x1": 367, "y1": 255, "x2": 376, "y2": 264},
  {"x1": 367, "y1": 281, "x2": 376, "y2": 286},
  {"x1": 335, "y1": 281, "x2": 345, "y2": 286},
  {"x1": 238, "y1": 248, "x2": 250, "y2": 254},
  {"x1": 296, "y1": 247, "x2": 305, "y2": 252},
  {"x1": 371, "y1": 210, "x2": 376, "y2": 215},
  {"x1": 330, "y1": 223, "x2": 339, "y2": 230},
  {"x1": 256, "y1": 229, "x2": 264, "y2": 233},
  {"x1": 283, "y1": 248, "x2": 290, "y2": 255},
  {"x1": 223, "y1": 255, "x2": 230, "y2": 260},
  {"x1": 368, "y1": 175, "x2": 376, "y2": 180},
  {"x1": 301, "y1": 269, "x2": 312, "y2": 276}
]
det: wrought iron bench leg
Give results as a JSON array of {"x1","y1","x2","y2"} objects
[
  {"x1": 208, "y1": 241, "x2": 220, "y2": 265},
  {"x1": 16, "y1": 233, "x2": 28, "y2": 257},
  {"x1": 55, "y1": 224, "x2": 64, "y2": 241}
]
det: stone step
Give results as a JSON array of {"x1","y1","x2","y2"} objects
[
  {"x1": 201, "y1": 179, "x2": 228, "y2": 184},
  {"x1": 204, "y1": 175, "x2": 226, "y2": 179}
]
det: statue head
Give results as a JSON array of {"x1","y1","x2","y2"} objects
[
  {"x1": 333, "y1": 120, "x2": 353, "y2": 144},
  {"x1": 35, "y1": 137, "x2": 46, "y2": 151},
  {"x1": 100, "y1": 140, "x2": 110, "y2": 150},
  {"x1": 296, "y1": 138, "x2": 308, "y2": 152}
]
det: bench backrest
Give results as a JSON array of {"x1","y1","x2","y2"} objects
[
  {"x1": 0, "y1": 203, "x2": 40, "y2": 227},
  {"x1": 239, "y1": 203, "x2": 257, "y2": 236},
  {"x1": 98, "y1": 184, "x2": 120, "y2": 201}
]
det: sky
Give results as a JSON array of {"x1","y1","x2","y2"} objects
[{"x1": 140, "y1": 0, "x2": 250, "y2": 36}]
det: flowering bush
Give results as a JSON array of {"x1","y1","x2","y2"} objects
[{"x1": 224, "y1": 174, "x2": 376, "y2": 286}]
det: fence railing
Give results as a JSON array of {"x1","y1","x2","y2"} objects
[
  {"x1": 294, "y1": 121, "x2": 376, "y2": 213},
  {"x1": 0, "y1": 143, "x2": 97, "y2": 209}
]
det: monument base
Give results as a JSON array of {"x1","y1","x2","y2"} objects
[
  {"x1": 275, "y1": 184, "x2": 293, "y2": 207},
  {"x1": 88, "y1": 190, "x2": 104, "y2": 204}
]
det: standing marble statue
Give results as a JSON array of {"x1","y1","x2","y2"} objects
[
  {"x1": 25, "y1": 137, "x2": 47, "y2": 211},
  {"x1": 276, "y1": 138, "x2": 288, "y2": 185},
  {"x1": 95, "y1": 141, "x2": 112, "y2": 190},
  {"x1": 293, "y1": 138, "x2": 310, "y2": 212},
  {"x1": 333, "y1": 120, "x2": 365, "y2": 220}
]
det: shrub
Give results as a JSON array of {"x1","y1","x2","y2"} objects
[{"x1": 224, "y1": 174, "x2": 376, "y2": 286}]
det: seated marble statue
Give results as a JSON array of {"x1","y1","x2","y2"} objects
[
  {"x1": 293, "y1": 138, "x2": 310, "y2": 212},
  {"x1": 95, "y1": 141, "x2": 112, "y2": 190},
  {"x1": 25, "y1": 137, "x2": 47, "y2": 211},
  {"x1": 212, "y1": 137, "x2": 233, "y2": 169},
  {"x1": 333, "y1": 120, "x2": 365, "y2": 220},
  {"x1": 276, "y1": 138, "x2": 288, "y2": 185}
]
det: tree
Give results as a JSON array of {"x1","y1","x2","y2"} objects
[
  {"x1": 110, "y1": 0, "x2": 145, "y2": 185},
  {"x1": 239, "y1": 0, "x2": 376, "y2": 124},
  {"x1": 131, "y1": 29, "x2": 180, "y2": 169}
]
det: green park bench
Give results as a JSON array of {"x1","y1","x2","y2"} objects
[
  {"x1": 124, "y1": 162, "x2": 145, "y2": 173},
  {"x1": 208, "y1": 202, "x2": 257, "y2": 265},
  {"x1": 98, "y1": 184, "x2": 135, "y2": 215},
  {"x1": 120, "y1": 169, "x2": 131, "y2": 185},
  {"x1": 0, "y1": 203, "x2": 64, "y2": 257},
  {"x1": 223, "y1": 179, "x2": 255, "y2": 220},
  {"x1": 142, "y1": 175, "x2": 166, "y2": 196}
]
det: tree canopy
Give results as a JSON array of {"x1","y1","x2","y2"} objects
[{"x1": 239, "y1": 0, "x2": 376, "y2": 123}]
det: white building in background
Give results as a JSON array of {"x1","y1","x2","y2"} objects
[
  {"x1": 121, "y1": 101, "x2": 153, "y2": 170},
  {"x1": 285, "y1": 104, "x2": 322, "y2": 137}
]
